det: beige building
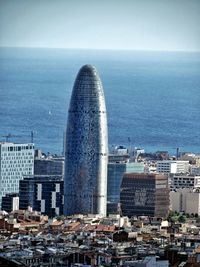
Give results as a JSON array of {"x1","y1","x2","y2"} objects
[{"x1": 170, "y1": 188, "x2": 200, "y2": 215}]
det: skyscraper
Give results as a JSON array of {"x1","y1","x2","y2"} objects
[
  {"x1": 64, "y1": 65, "x2": 108, "y2": 216},
  {"x1": 0, "y1": 142, "x2": 34, "y2": 209}
]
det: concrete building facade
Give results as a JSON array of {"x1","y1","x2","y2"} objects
[
  {"x1": 171, "y1": 174, "x2": 200, "y2": 190},
  {"x1": 170, "y1": 188, "x2": 200, "y2": 215},
  {"x1": 156, "y1": 160, "x2": 189, "y2": 174}
]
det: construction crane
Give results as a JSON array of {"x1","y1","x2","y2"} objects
[
  {"x1": 0, "y1": 133, "x2": 21, "y2": 142},
  {"x1": 0, "y1": 131, "x2": 35, "y2": 143}
]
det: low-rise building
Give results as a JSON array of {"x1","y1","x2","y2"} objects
[
  {"x1": 171, "y1": 174, "x2": 200, "y2": 190},
  {"x1": 157, "y1": 160, "x2": 189, "y2": 174}
]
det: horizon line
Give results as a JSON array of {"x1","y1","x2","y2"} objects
[{"x1": 0, "y1": 45, "x2": 200, "y2": 53}]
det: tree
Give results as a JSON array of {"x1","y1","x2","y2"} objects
[{"x1": 178, "y1": 215, "x2": 186, "y2": 223}]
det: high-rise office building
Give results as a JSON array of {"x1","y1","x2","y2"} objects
[
  {"x1": 64, "y1": 65, "x2": 108, "y2": 216},
  {"x1": 0, "y1": 142, "x2": 34, "y2": 209},
  {"x1": 19, "y1": 175, "x2": 63, "y2": 217},
  {"x1": 107, "y1": 157, "x2": 144, "y2": 213},
  {"x1": 120, "y1": 173, "x2": 169, "y2": 218}
]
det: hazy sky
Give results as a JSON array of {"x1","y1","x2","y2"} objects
[{"x1": 0, "y1": 0, "x2": 200, "y2": 51}]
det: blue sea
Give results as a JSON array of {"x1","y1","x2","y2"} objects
[{"x1": 0, "y1": 48, "x2": 200, "y2": 155}]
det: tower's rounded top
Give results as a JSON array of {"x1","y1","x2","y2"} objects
[
  {"x1": 69, "y1": 64, "x2": 105, "y2": 110},
  {"x1": 79, "y1": 64, "x2": 97, "y2": 76}
]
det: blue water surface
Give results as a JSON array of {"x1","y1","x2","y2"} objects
[{"x1": 0, "y1": 48, "x2": 200, "y2": 154}]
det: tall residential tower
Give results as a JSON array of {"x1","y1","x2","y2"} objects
[{"x1": 64, "y1": 65, "x2": 108, "y2": 216}]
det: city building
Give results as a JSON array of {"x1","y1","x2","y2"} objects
[
  {"x1": 0, "y1": 142, "x2": 34, "y2": 209},
  {"x1": 107, "y1": 157, "x2": 144, "y2": 213},
  {"x1": 19, "y1": 175, "x2": 63, "y2": 217},
  {"x1": 64, "y1": 65, "x2": 108, "y2": 216},
  {"x1": 156, "y1": 160, "x2": 189, "y2": 174},
  {"x1": 171, "y1": 174, "x2": 200, "y2": 189},
  {"x1": 120, "y1": 173, "x2": 169, "y2": 218},
  {"x1": 1, "y1": 193, "x2": 19, "y2": 212},
  {"x1": 114, "y1": 145, "x2": 128, "y2": 155},
  {"x1": 190, "y1": 166, "x2": 200, "y2": 175},
  {"x1": 133, "y1": 147, "x2": 145, "y2": 161},
  {"x1": 123, "y1": 256, "x2": 169, "y2": 267},
  {"x1": 34, "y1": 157, "x2": 64, "y2": 176},
  {"x1": 170, "y1": 188, "x2": 189, "y2": 213},
  {"x1": 170, "y1": 188, "x2": 200, "y2": 215}
]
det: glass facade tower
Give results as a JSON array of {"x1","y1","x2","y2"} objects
[
  {"x1": 107, "y1": 161, "x2": 144, "y2": 213},
  {"x1": 64, "y1": 65, "x2": 108, "y2": 216}
]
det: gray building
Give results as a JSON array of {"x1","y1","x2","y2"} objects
[
  {"x1": 107, "y1": 157, "x2": 144, "y2": 214},
  {"x1": 64, "y1": 65, "x2": 108, "y2": 216},
  {"x1": 34, "y1": 157, "x2": 64, "y2": 176}
]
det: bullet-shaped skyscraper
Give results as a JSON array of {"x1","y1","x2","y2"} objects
[{"x1": 64, "y1": 65, "x2": 108, "y2": 216}]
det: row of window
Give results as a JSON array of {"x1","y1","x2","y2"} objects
[
  {"x1": 1, "y1": 157, "x2": 33, "y2": 162},
  {"x1": 1, "y1": 145, "x2": 34, "y2": 152},
  {"x1": 2, "y1": 160, "x2": 33, "y2": 166},
  {"x1": 1, "y1": 171, "x2": 33, "y2": 177}
]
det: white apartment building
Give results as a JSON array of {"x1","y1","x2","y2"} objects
[
  {"x1": 0, "y1": 142, "x2": 34, "y2": 209},
  {"x1": 156, "y1": 160, "x2": 189, "y2": 174},
  {"x1": 171, "y1": 174, "x2": 200, "y2": 189}
]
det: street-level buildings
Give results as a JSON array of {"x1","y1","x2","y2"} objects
[{"x1": 0, "y1": 142, "x2": 34, "y2": 209}]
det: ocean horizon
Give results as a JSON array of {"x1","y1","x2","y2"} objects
[{"x1": 0, "y1": 47, "x2": 200, "y2": 155}]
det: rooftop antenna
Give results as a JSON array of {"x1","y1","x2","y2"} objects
[
  {"x1": 177, "y1": 148, "x2": 179, "y2": 159},
  {"x1": 128, "y1": 137, "x2": 131, "y2": 156},
  {"x1": 31, "y1": 131, "x2": 34, "y2": 143}
]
